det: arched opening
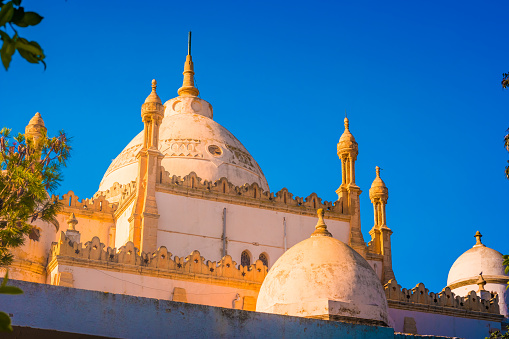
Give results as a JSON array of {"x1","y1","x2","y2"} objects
[
  {"x1": 259, "y1": 252, "x2": 269, "y2": 267},
  {"x1": 241, "y1": 250, "x2": 251, "y2": 267}
]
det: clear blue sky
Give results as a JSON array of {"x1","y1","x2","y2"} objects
[{"x1": 1, "y1": 0, "x2": 508, "y2": 293}]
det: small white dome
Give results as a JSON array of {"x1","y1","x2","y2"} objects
[
  {"x1": 98, "y1": 96, "x2": 268, "y2": 194},
  {"x1": 447, "y1": 232, "x2": 507, "y2": 287},
  {"x1": 256, "y1": 211, "x2": 388, "y2": 325}
]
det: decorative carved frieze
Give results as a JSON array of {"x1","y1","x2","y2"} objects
[
  {"x1": 50, "y1": 232, "x2": 268, "y2": 284},
  {"x1": 384, "y1": 279, "x2": 501, "y2": 316},
  {"x1": 160, "y1": 138, "x2": 202, "y2": 158}
]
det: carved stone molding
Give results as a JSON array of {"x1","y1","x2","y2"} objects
[{"x1": 49, "y1": 232, "x2": 268, "y2": 286}]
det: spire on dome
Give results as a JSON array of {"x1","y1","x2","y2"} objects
[
  {"x1": 178, "y1": 31, "x2": 200, "y2": 97},
  {"x1": 338, "y1": 116, "x2": 356, "y2": 143},
  {"x1": 144, "y1": 79, "x2": 162, "y2": 104},
  {"x1": 474, "y1": 231, "x2": 484, "y2": 247},
  {"x1": 311, "y1": 208, "x2": 332, "y2": 238},
  {"x1": 370, "y1": 166, "x2": 387, "y2": 189}
]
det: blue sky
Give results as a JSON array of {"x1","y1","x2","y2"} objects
[{"x1": 1, "y1": 0, "x2": 508, "y2": 293}]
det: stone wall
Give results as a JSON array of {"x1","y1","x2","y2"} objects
[{"x1": 2, "y1": 279, "x2": 448, "y2": 339}]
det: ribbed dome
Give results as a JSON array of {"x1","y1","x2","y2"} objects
[
  {"x1": 98, "y1": 96, "x2": 268, "y2": 194},
  {"x1": 256, "y1": 211, "x2": 388, "y2": 325},
  {"x1": 447, "y1": 234, "x2": 506, "y2": 286}
]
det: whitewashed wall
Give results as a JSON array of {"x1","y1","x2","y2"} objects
[{"x1": 155, "y1": 192, "x2": 350, "y2": 265}]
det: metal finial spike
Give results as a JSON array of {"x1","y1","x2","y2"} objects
[
  {"x1": 188, "y1": 31, "x2": 192, "y2": 56},
  {"x1": 345, "y1": 109, "x2": 347, "y2": 118}
]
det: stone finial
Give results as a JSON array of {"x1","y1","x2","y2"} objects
[
  {"x1": 344, "y1": 117, "x2": 350, "y2": 131},
  {"x1": 144, "y1": 79, "x2": 162, "y2": 104},
  {"x1": 311, "y1": 208, "x2": 332, "y2": 237},
  {"x1": 178, "y1": 31, "x2": 200, "y2": 97},
  {"x1": 67, "y1": 213, "x2": 78, "y2": 231},
  {"x1": 376, "y1": 166, "x2": 381, "y2": 178},
  {"x1": 474, "y1": 231, "x2": 484, "y2": 247},
  {"x1": 476, "y1": 273, "x2": 487, "y2": 291}
]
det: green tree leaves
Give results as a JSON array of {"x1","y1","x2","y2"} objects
[
  {"x1": 0, "y1": 127, "x2": 70, "y2": 266},
  {"x1": 0, "y1": 271, "x2": 23, "y2": 332},
  {"x1": 0, "y1": 1, "x2": 45, "y2": 70}
]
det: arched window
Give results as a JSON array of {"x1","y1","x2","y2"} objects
[
  {"x1": 241, "y1": 250, "x2": 251, "y2": 267},
  {"x1": 259, "y1": 253, "x2": 269, "y2": 267}
]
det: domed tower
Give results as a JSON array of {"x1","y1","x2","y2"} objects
[
  {"x1": 129, "y1": 79, "x2": 165, "y2": 253},
  {"x1": 25, "y1": 112, "x2": 46, "y2": 147},
  {"x1": 256, "y1": 209, "x2": 388, "y2": 326},
  {"x1": 368, "y1": 166, "x2": 395, "y2": 284},
  {"x1": 447, "y1": 231, "x2": 509, "y2": 317},
  {"x1": 98, "y1": 33, "x2": 268, "y2": 198},
  {"x1": 336, "y1": 117, "x2": 366, "y2": 258},
  {"x1": 5, "y1": 113, "x2": 56, "y2": 283}
]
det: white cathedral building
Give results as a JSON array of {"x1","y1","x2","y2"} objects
[{"x1": 3, "y1": 39, "x2": 508, "y2": 338}]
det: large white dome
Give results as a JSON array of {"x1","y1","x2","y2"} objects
[
  {"x1": 447, "y1": 232, "x2": 507, "y2": 287},
  {"x1": 256, "y1": 211, "x2": 388, "y2": 326},
  {"x1": 98, "y1": 95, "x2": 268, "y2": 193}
]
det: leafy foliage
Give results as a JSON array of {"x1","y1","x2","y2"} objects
[
  {"x1": 0, "y1": 0, "x2": 45, "y2": 70},
  {"x1": 503, "y1": 73, "x2": 509, "y2": 89},
  {"x1": 486, "y1": 331, "x2": 509, "y2": 339},
  {"x1": 0, "y1": 127, "x2": 70, "y2": 266},
  {"x1": 0, "y1": 271, "x2": 23, "y2": 332}
]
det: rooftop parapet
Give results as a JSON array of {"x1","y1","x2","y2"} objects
[
  {"x1": 384, "y1": 279, "x2": 501, "y2": 318},
  {"x1": 50, "y1": 231, "x2": 268, "y2": 284}
]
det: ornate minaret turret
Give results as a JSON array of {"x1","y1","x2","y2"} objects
[
  {"x1": 129, "y1": 79, "x2": 164, "y2": 253},
  {"x1": 336, "y1": 116, "x2": 366, "y2": 258},
  {"x1": 25, "y1": 112, "x2": 47, "y2": 146},
  {"x1": 368, "y1": 166, "x2": 395, "y2": 284},
  {"x1": 178, "y1": 31, "x2": 199, "y2": 97}
]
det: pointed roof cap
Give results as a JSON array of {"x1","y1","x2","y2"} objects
[
  {"x1": 311, "y1": 208, "x2": 332, "y2": 237},
  {"x1": 144, "y1": 79, "x2": 162, "y2": 104},
  {"x1": 371, "y1": 166, "x2": 387, "y2": 189},
  {"x1": 178, "y1": 31, "x2": 200, "y2": 97},
  {"x1": 67, "y1": 212, "x2": 78, "y2": 231},
  {"x1": 339, "y1": 116, "x2": 356, "y2": 143},
  {"x1": 474, "y1": 231, "x2": 485, "y2": 247},
  {"x1": 28, "y1": 112, "x2": 45, "y2": 127}
]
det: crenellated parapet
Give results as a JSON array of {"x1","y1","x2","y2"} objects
[
  {"x1": 94, "y1": 181, "x2": 137, "y2": 206},
  {"x1": 384, "y1": 279, "x2": 501, "y2": 318},
  {"x1": 53, "y1": 191, "x2": 118, "y2": 217},
  {"x1": 49, "y1": 232, "x2": 268, "y2": 285},
  {"x1": 157, "y1": 171, "x2": 343, "y2": 217}
]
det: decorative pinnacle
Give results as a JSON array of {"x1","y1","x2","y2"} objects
[
  {"x1": 376, "y1": 166, "x2": 381, "y2": 178},
  {"x1": 344, "y1": 117, "x2": 350, "y2": 131},
  {"x1": 67, "y1": 213, "x2": 78, "y2": 231},
  {"x1": 311, "y1": 208, "x2": 332, "y2": 237},
  {"x1": 476, "y1": 273, "x2": 487, "y2": 291},
  {"x1": 178, "y1": 31, "x2": 199, "y2": 97},
  {"x1": 474, "y1": 231, "x2": 484, "y2": 247},
  {"x1": 144, "y1": 78, "x2": 162, "y2": 104}
]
